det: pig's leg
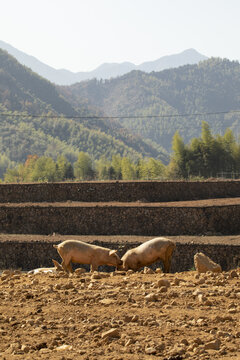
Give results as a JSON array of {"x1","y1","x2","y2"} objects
[
  {"x1": 162, "y1": 256, "x2": 171, "y2": 273},
  {"x1": 163, "y1": 245, "x2": 175, "y2": 273},
  {"x1": 90, "y1": 262, "x2": 98, "y2": 272},
  {"x1": 66, "y1": 262, "x2": 73, "y2": 273},
  {"x1": 61, "y1": 259, "x2": 71, "y2": 273}
]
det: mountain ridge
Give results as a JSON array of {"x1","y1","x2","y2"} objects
[
  {"x1": 0, "y1": 48, "x2": 168, "y2": 164},
  {"x1": 60, "y1": 57, "x2": 240, "y2": 152},
  {"x1": 0, "y1": 40, "x2": 207, "y2": 85},
  {"x1": 2, "y1": 46, "x2": 240, "y2": 169}
]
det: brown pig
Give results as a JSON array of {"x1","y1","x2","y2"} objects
[
  {"x1": 121, "y1": 237, "x2": 176, "y2": 272},
  {"x1": 53, "y1": 240, "x2": 122, "y2": 273}
]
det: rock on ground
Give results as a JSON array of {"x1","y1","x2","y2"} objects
[
  {"x1": 0, "y1": 267, "x2": 239, "y2": 359},
  {"x1": 194, "y1": 252, "x2": 222, "y2": 273}
]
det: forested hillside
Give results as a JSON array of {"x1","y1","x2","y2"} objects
[
  {"x1": 0, "y1": 49, "x2": 168, "y2": 173},
  {"x1": 0, "y1": 49, "x2": 77, "y2": 116},
  {"x1": 2, "y1": 47, "x2": 240, "y2": 182},
  {"x1": 60, "y1": 58, "x2": 240, "y2": 152}
]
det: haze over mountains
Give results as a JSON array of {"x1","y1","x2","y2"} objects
[
  {"x1": 0, "y1": 40, "x2": 207, "y2": 85},
  {"x1": 60, "y1": 57, "x2": 240, "y2": 153},
  {"x1": 1, "y1": 43, "x2": 240, "y2": 171},
  {"x1": 0, "y1": 48, "x2": 168, "y2": 166}
]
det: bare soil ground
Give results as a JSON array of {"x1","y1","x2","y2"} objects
[
  {"x1": 1, "y1": 234, "x2": 240, "y2": 246},
  {"x1": 1, "y1": 197, "x2": 240, "y2": 207},
  {"x1": 0, "y1": 268, "x2": 240, "y2": 360},
  {"x1": 0, "y1": 197, "x2": 240, "y2": 359}
]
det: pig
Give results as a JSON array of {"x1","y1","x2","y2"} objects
[
  {"x1": 121, "y1": 237, "x2": 176, "y2": 272},
  {"x1": 28, "y1": 259, "x2": 63, "y2": 274},
  {"x1": 53, "y1": 240, "x2": 123, "y2": 273}
]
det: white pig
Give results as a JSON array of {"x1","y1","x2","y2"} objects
[
  {"x1": 53, "y1": 240, "x2": 122, "y2": 273},
  {"x1": 121, "y1": 237, "x2": 175, "y2": 272},
  {"x1": 28, "y1": 259, "x2": 63, "y2": 274}
]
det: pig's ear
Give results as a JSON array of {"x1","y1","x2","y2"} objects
[
  {"x1": 109, "y1": 250, "x2": 117, "y2": 256},
  {"x1": 52, "y1": 259, "x2": 62, "y2": 270}
]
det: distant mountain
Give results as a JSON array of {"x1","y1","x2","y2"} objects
[
  {"x1": 60, "y1": 58, "x2": 240, "y2": 153},
  {"x1": 0, "y1": 48, "x2": 77, "y2": 116},
  {"x1": 137, "y1": 48, "x2": 208, "y2": 72},
  {"x1": 0, "y1": 40, "x2": 207, "y2": 85},
  {"x1": 4, "y1": 44, "x2": 240, "y2": 168},
  {"x1": 0, "y1": 49, "x2": 168, "y2": 164}
]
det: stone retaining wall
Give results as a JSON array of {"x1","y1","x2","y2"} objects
[
  {"x1": 1, "y1": 180, "x2": 240, "y2": 203},
  {"x1": 1, "y1": 181, "x2": 240, "y2": 272},
  {"x1": 0, "y1": 240, "x2": 239, "y2": 272},
  {"x1": 1, "y1": 204, "x2": 240, "y2": 235}
]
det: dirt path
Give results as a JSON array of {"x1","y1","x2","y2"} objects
[
  {"x1": 1, "y1": 234, "x2": 240, "y2": 245},
  {"x1": 1, "y1": 197, "x2": 240, "y2": 207}
]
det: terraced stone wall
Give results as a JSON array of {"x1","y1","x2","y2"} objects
[
  {"x1": 1, "y1": 180, "x2": 240, "y2": 203},
  {"x1": 1, "y1": 204, "x2": 240, "y2": 235},
  {"x1": 0, "y1": 240, "x2": 239, "y2": 272}
]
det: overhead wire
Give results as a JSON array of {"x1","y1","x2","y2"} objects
[{"x1": 0, "y1": 109, "x2": 240, "y2": 120}]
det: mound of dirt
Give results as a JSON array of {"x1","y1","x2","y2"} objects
[{"x1": 0, "y1": 268, "x2": 240, "y2": 359}]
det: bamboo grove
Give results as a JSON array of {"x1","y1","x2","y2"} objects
[{"x1": 2, "y1": 122, "x2": 240, "y2": 182}]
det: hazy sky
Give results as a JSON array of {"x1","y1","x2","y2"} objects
[{"x1": 1, "y1": 0, "x2": 240, "y2": 72}]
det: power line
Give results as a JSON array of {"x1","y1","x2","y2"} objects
[{"x1": 1, "y1": 109, "x2": 240, "y2": 120}]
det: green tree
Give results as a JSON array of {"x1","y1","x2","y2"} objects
[
  {"x1": 4, "y1": 167, "x2": 21, "y2": 183},
  {"x1": 95, "y1": 157, "x2": 111, "y2": 180},
  {"x1": 138, "y1": 158, "x2": 166, "y2": 180},
  {"x1": 186, "y1": 138, "x2": 204, "y2": 177},
  {"x1": 56, "y1": 155, "x2": 74, "y2": 181},
  {"x1": 136, "y1": 159, "x2": 145, "y2": 179},
  {"x1": 168, "y1": 131, "x2": 187, "y2": 178},
  {"x1": 0, "y1": 154, "x2": 15, "y2": 179},
  {"x1": 200, "y1": 121, "x2": 215, "y2": 176},
  {"x1": 221, "y1": 129, "x2": 237, "y2": 174},
  {"x1": 146, "y1": 158, "x2": 166, "y2": 179},
  {"x1": 111, "y1": 155, "x2": 122, "y2": 179},
  {"x1": 74, "y1": 152, "x2": 94, "y2": 180},
  {"x1": 22, "y1": 155, "x2": 39, "y2": 182},
  {"x1": 30, "y1": 156, "x2": 58, "y2": 182},
  {"x1": 121, "y1": 157, "x2": 136, "y2": 180}
]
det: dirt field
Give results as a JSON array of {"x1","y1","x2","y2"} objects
[
  {"x1": 0, "y1": 195, "x2": 240, "y2": 359},
  {"x1": 0, "y1": 266, "x2": 240, "y2": 360}
]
